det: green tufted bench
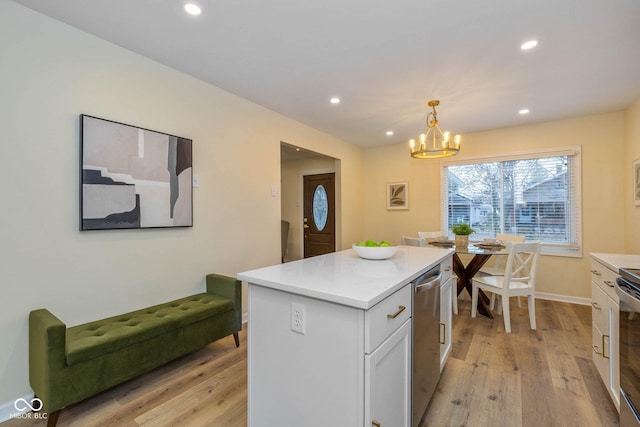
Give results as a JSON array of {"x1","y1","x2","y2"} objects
[{"x1": 29, "y1": 273, "x2": 241, "y2": 427}]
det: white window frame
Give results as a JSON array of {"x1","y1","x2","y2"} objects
[{"x1": 440, "y1": 146, "x2": 582, "y2": 258}]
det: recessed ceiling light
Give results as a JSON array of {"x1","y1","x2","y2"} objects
[
  {"x1": 386, "y1": 131, "x2": 394, "y2": 136},
  {"x1": 520, "y1": 40, "x2": 538, "y2": 50},
  {"x1": 330, "y1": 97, "x2": 340, "y2": 104},
  {"x1": 184, "y1": 2, "x2": 202, "y2": 16},
  {"x1": 519, "y1": 108, "x2": 530, "y2": 115}
]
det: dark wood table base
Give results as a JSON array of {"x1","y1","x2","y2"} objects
[{"x1": 452, "y1": 252, "x2": 494, "y2": 319}]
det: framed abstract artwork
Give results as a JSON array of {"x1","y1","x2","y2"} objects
[
  {"x1": 80, "y1": 115, "x2": 193, "y2": 230},
  {"x1": 386, "y1": 181, "x2": 409, "y2": 210}
]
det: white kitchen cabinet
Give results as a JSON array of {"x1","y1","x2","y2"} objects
[
  {"x1": 440, "y1": 257, "x2": 453, "y2": 372},
  {"x1": 365, "y1": 319, "x2": 412, "y2": 427},
  {"x1": 440, "y1": 278, "x2": 452, "y2": 371},
  {"x1": 247, "y1": 282, "x2": 412, "y2": 427},
  {"x1": 590, "y1": 257, "x2": 620, "y2": 411}
]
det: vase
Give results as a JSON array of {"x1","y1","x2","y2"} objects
[{"x1": 454, "y1": 234, "x2": 469, "y2": 247}]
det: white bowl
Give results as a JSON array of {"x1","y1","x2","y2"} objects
[{"x1": 352, "y1": 244, "x2": 398, "y2": 260}]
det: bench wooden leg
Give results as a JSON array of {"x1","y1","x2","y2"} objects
[
  {"x1": 47, "y1": 410, "x2": 60, "y2": 427},
  {"x1": 233, "y1": 332, "x2": 240, "y2": 347}
]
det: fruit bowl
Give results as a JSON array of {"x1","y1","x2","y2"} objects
[{"x1": 352, "y1": 244, "x2": 398, "y2": 260}]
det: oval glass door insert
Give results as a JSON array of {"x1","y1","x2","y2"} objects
[{"x1": 313, "y1": 185, "x2": 328, "y2": 231}]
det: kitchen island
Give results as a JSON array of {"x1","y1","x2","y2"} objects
[{"x1": 237, "y1": 245, "x2": 453, "y2": 427}]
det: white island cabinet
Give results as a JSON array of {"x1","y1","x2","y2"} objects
[
  {"x1": 590, "y1": 253, "x2": 640, "y2": 411},
  {"x1": 238, "y1": 246, "x2": 453, "y2": 427},
  {"x1": 439, "y1": 256, "x2": 453, "y2": 372}
]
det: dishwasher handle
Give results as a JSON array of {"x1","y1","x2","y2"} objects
[{"x1": 414, "y1": 271, "x2": 442, "y2": 293}]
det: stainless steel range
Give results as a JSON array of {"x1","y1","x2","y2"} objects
[{"x1": 616, "y1": 268, "x2": 640, "y2": 427}]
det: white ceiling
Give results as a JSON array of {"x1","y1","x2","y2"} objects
[{"x1": 14, "y1": 0, "x2": 640, "y2": 148}]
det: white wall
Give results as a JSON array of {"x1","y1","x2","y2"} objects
[
  {"x1": 0, "y1": 2, "x2": 363, "y2": 409},
  {"x1": 363, "y1": 113, "x2": 627, "y2": 300},
  {"x1": 625, "y1": 97, "x2": 640, "y2": 253}
]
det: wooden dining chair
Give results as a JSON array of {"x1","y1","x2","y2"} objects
[
  {"x1": 471, "y1": 241, "x2": 541, "y2": 333},
  {"x1": 478, "y1": 233, "x2": 526, "y2": 309},
  {"x1": 401, "y1": 235, "x2": 426, "y2": 247}
]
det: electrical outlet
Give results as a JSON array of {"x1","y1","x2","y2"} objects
[{"x1": 291, "y1": 302, "x2": 306, "y2": 334}]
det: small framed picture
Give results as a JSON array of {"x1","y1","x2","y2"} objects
[
  {"x1": 634, "y1": 159, "x2": 640, "y2": 206},
  {"x1": 387, "y1": 182, "x2": 409, "y2": 210}
]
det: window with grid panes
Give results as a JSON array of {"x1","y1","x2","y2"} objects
[{"x1": 441, "y1": 146, "x2": 582, "y2": 256}]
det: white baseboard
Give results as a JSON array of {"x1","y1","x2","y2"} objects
[
  {"x1": 242, "y1": 312, "x2": 248, "y2": 324},
  {"x1": 0, "y1": 399, "x2": 14, "y2": 424},
  {"x1": 535, "y1": 291, "x2": 590, "y2": 306}
]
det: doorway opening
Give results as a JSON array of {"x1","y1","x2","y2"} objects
[{"x1": 280, "y1": 142, "x2": 339, "y2": 261}]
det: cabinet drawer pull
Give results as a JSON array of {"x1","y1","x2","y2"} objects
[
  {"x1": 591, "y1": 302, "x2": 601, "y2": 310},
  {"x1": 591, "y1": 269, "x2": 601, "y2": 276},
  {"x1": 444, "y1": 266, "x2": 451, "y2": 271},
  {"x1": 592, "y1": 344, "x2": 602, "y2": 355},
  {"x1": 387, "y1": 305, "x2": 406, "y2": 319},
  {"x1": 372, "y1": 421, "x2": 381, "y2": 427},
  {"x1": 439, "y1": 322, "x2": 445, "y2": 345},
  {"x1": 604, "y1": 280, "x2": 614, "y2": 288},
  {"x1": 603, "y1": 335, "x2": 610, "y2": 359}
]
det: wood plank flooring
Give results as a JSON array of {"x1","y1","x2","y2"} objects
[
  {"x1": 423, "y1": 297, "x2": 619, "y2": 427},
  {"x1": 3, "y1": 298, "x2": 619, "y2": 427}
]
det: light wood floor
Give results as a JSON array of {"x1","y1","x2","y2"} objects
[
  {"x1": 3, "y1": 298, "x2": 618, "y2": 427},
  {"x1": 423, "y1": 297, "x2": 618, "y2": 427}
]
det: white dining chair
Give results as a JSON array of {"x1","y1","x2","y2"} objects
[
  {"x1": 478, "y1": 233, "x2": 526, "y2": 309},
  {"x1": 418, "y1": 231, "x2": 443, "y2": 242},
  {"x1": 471, "y1": 241, "x2": 541, "y2": 333},
  {"x1": 401, "y1": 236, "x2": 426, "y2": 247}
]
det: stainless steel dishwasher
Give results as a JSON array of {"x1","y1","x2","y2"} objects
[{"x1": 412, "y1": 264, "x2": 442, "y2": 427}]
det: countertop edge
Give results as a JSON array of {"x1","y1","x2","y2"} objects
[
  {"x1": 590, "y1": 252, "x2": 640, "y2": 272},
  {"x1": 238, "y1": 248, "x2": 453, "y2": 310},
  {"x1": 238, "y1": 277, "x2": 405, "y2": 310}
]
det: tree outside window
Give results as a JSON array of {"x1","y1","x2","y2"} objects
[{"x1": 442, "y1": 150, "x2": 580, "y2": 255}]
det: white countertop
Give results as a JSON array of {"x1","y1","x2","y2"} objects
[
  {"x1": 237, "y1": 246, "x2": 453, "y2": 309},
  {"x1": 590, "y1": 252, "x2": 640, "y2": 272}
]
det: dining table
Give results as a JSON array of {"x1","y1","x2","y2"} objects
[{"x1": 430, "y1": 241, "x2": 509, "y2": 319}]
